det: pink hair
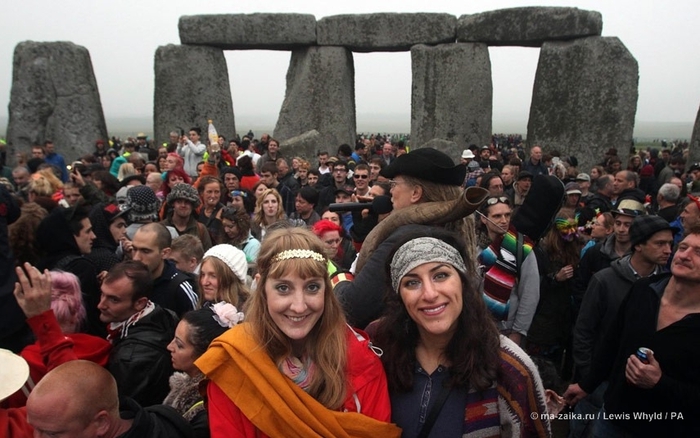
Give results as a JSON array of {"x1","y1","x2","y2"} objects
[
  {"x1": 167, "y1": 153, "x2": 184, "y2": 169},
  {"x1": 50, "y1": 271, "x2": 86, "y2": 334}
]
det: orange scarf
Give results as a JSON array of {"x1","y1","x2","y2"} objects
[{"x1": 195, "y1": 324, "x2": 401, "y2": 438}]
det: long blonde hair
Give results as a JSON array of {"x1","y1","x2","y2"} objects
[
  {"x1": 252, "y1": 188, "x2": 285, "y2": 227},
  {"x1": 245, "y1": 227, "x2": 348, "y2": 409}
]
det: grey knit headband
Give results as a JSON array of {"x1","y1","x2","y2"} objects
[{"x1": 390, "y1": 237, "x2": 467, "y2": 292}]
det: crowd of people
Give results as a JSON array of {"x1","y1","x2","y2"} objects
[{"x1": 0, "y1": 130, "x2": 699, "y2": 437}]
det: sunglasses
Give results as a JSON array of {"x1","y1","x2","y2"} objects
[
  {"x1": 353, "y1": 174, "x2": 368, "y2": 179},
  {"x1": 689, "y1": 194, "x2": 700, "y2": 211},
  {"x1": 486, "y1": 196, "x2": 510, "y2": 206}
]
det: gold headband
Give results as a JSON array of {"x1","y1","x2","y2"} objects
[{"x1": 271, "y1": 249, "x2": 326, "y2": 264}]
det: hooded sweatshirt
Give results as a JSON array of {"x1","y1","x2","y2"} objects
[
  {"x1": 36, "y1": 208, "x2": 104, "y2": 337},
  {"x1": 86, "y1": 203, "x2": 122, "y2": 273}
]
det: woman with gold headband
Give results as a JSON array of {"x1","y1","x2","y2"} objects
[{"x1": 195, "y1": 227, "x2": 400, "y2": 438}]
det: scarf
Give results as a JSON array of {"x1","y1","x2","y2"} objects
[
  {"x1": 106, "y1": 301, "x2": 155, "y2": 342},
  {"x1": 279, "y1": 355, "x2": 316, "y2": 392},
  {"x1": 195, "y1": 324, "x2": 401, "y2": 438},
  {"x1": 463, "y1": 385, "x2": 500, "y2": 437},
  {"x1": 478, "y1": 226, "x2": 533, "y2": 321}
]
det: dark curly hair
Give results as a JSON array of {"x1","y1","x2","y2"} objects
[
  {"x1": 220, "y1": 206, "x2": 252, "y2": 246},
  {"x1": 372, "y1": 227, "x2": 500, "y2": 393}
]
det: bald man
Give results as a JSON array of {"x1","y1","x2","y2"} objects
[
  {"x1": 26, "y1": 360, "x2": 192, "y2": 437},
  {"x1": 522, "y1": 145, "x2": 548, "y2": 176}
]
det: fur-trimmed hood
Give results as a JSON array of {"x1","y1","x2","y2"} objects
[{"x1": 163, "y1": 372, "x2": 205, "y2": 422}]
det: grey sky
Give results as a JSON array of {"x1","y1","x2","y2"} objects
[{"x1": 1, "y1": 0, "x2": 699, "y2": 135}]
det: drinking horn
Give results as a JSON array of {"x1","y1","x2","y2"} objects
[{"x1": 355, "y1": 186, "x2": 489, "y2": 273}]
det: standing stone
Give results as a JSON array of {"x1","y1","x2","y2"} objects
[
  {"x1": 457, "y1": 7, "x2": 602, "y2": 47},
  {"x1": 154, "y1": 45, "x2": 235, "y2": 146},
  {"x1": 179, "y1": 14, "x2": 316, "y2": 50},
  {"x1": 6, "y1": 41, "x2": 108, "y2": 161},
  {"x1": 411, "y1": 43, "x2": 492, "y2": 152},
  {"x1": 690, "y1": 104, "x2": 700, "y2": 167},
  {"x1": 274, "y1": 46, "x2": 355, "y2": 150},
  {"x1": 527, "y1": 37, "x2": 638, "y2": 172},
  {"x1": 317, "y1": 13, "x2": 456, "y2": 52}
]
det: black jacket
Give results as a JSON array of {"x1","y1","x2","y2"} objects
[
  {"x1": 584, "y1": 192, "x2": 613, "y2": 213},
  {"x1": 118, "y1": 397, "x2": 193, "y2": 438},
  {"x1": 109, "y1": 304, "x2": 179, "y2": 407},
  {"x1": 0, "y1": 186, "x2": 27, "y2": 352},
  {"x1": 86, "y1": 203, "x2": 122, "y2": 273},
  {"x1": 580, "y1": 274, "x2": 700, "y2": 436},
  {"x1": 573, "y1": 255, "x2": 642, "y2": 381},
  {"x1": 150, "y1": 259, "x2": 198, "y2": 317},
  {"x1": 572, "y1": 234, "x2": 623, "y2": 311}
]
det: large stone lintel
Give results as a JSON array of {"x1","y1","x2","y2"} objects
[
  {"x1": 317, "y1": 13, "x2": 456, "y2": 52},
  {"x1": 179, "y1": 14, "x2": 317, "y2": 50},
  {"x1": 457, "y1": 7, "x2": 602, "y2": 47}
]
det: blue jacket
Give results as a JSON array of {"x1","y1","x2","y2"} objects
[{"x1": 45, "y1": 152, "x2": 68, "y2": 182}]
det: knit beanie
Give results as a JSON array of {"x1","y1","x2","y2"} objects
[
  {"x1": 126, "y1": 186, "x2": 160, "y2": 222},
  {"x1": 166, "y1": 183, "x2": 201, "y2": 208},
  {"x1": 201, "y1": 244, "x2": 248, "y2": 283}
]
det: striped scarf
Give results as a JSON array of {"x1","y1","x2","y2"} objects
[
  {"x1": 478, "y1": 226, "x2": 533, "y2": 321},
  {"x1": 279, "y1": 355, "x2": 316, "y2": 392},
  {"x1": 462, "y1": 336, "x2": 551, "y2": 437}
]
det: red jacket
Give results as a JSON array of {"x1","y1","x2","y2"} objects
[
  {"x1": 0, "y1": 407, "x2": 33, "y2": 438},
  {"x1": 3, "y1": 311, "x2": 98, "y2": 408},
  {"x1": 207, "y1": 327, "x2": 392, "y2": 438},
  {"x1": 1, "y1": 310, "x2": 83, "y2": 436},
  {"x1": 14, "y1": 334, "x2": 111, "y2": 406}
]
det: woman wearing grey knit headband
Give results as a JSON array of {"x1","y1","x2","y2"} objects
[{"x1": 370, "y1": 228, "x2": 550, "y2": 437}]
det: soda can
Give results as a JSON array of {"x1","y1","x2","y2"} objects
[{"x1": 636, "y1": 347, "x2": 653, "y2": 364}]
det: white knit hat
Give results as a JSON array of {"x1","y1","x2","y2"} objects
[
  {"x1": 199, "y1": 244, "x2": 248, "y2": 283},
  {"x1": 0, "y1": 348, "x2": 29, "y2": 402}
]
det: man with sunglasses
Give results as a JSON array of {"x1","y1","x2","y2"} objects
[
  {"x1": 477, "y1": 195, "x2": 540, "y2": 346},
  {"x1": 352, "y1": 164, "x2": 371, "y2": 197}
]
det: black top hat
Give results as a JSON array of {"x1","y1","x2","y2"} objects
[{"x1": 380, "y1": 148, "x2": 466, "y2": 186}]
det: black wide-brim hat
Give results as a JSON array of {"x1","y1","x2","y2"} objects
[{"x1": 380, "y1": 148, "x2": 466, "y2": 186}]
